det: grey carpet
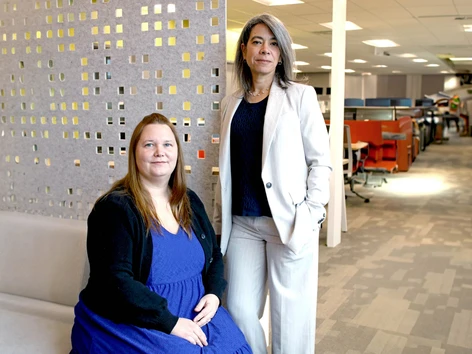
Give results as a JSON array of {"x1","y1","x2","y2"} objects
[{"x1": 316, "y1": 131, "x2": 472, "y2": 354}]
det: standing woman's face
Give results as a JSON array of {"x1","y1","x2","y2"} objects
[{"x1": 241, "y1": 23, "x2": 281, "y2": 80}]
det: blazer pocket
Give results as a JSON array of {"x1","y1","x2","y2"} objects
[{"x1": 288, "y1": 200, "x2": 316, "y2": 254}]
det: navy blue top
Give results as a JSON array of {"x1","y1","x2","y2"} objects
[{"x1": 230, "y1": 97, "x2": 272, "y2": 217}]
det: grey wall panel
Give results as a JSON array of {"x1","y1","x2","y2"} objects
[
  {"x1": 377, "y1": 75, "x2": 407, "y2": 98},
  {"x1": 0, "y1": 0, "x2": 225, "y2": 219},
  {"x1": 421, "y1": 74, "x2": 445, "y2": 97}
]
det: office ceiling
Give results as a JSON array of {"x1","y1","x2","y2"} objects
[{"x1": 227, "y1": 0, "x2": 472, "y2": 75}]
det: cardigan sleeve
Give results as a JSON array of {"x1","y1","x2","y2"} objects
[{"x1": 81, "y1": 194, "x2": 179, "y2": 334}]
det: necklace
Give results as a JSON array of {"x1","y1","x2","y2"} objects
[{"x1": 247, "y1": 87, "x2": 270, "y2": 97}]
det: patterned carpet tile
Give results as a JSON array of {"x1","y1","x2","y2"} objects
[{"x1": 316, "y1": 134, "x2": 472, "y2": 354}]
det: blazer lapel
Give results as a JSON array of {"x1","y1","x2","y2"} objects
[
  {"x1": 219, "y1": 91, "x2": 243, "y2": 174},
  {"x1": 262, "y1": 83, "x2": 285, "y2": 168}
]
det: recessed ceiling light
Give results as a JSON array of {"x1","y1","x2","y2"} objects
[
  {"x1": 397, "y1": 53, "x2": 417, "y2": 58},
  {"x1": 294, "y1": 61, "x2": 309, "y2": 65},
  {"x1": 373, "y1": 65, "x2": 387, "y2": 68},
  {"x1": 320, "y1": 21, "x2": 362, "y2": 31},
  {"x1": 392, "y1": 70, "x2": 402, "y2": 73},
  {"x1": 292, "y1": 43, "x2": 307, "y2": 50},
  {"x1": 321, "y1": 65, "x2": 331, "y2": 70},
  {"x1": 345, "y1": 69, "x2": 356, "y2": 73},
  {"x1": 362, "y1": 72, "x2": 372, "y2": 76},
  {"x1": 426, "y1": 64, "x2": 439, "y2": 67},
  {"x1": 463, "y1": 25, "x2": 472, "y2": 32},
  {"x1": 413, "y1": 58, "x2": 428, "y2": 63},
  {"x1": 293, "y1": 69, "x2": 302, "y2": 73},
  {"x1": 253, "y1": 0, "x2": 304, "y2": 5},
  {"x1": 350, "y1": 59, "x2": 367, "y2": 63},
  {"x1": 450, "y1": 57, "x2": 472, "y2": 61},
  {"x1": 440, "y1": 71, "x2": 449, "y2": 74},
  {"x1": 323, "y1": 52, "x2": 332, "y2": 57},
  {"x1": 362, "y1": 39, "x2": 399, "y2": 48}
]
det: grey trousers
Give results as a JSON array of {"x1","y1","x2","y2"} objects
[{"x1": 225, "y1": 215, "x2": 319, "y2": 354}]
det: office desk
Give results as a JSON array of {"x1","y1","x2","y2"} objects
[
  {"x1": 344, "y1": 141, "x2": 368, "y2": 165},
  {"x1": 349, "y1": 141, "x2": 369, "y2": 150}
]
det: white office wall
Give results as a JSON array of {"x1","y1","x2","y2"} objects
[
  {"x1": 406, "y1": 75, "x2": 422, "y2": 102},
  {"x1": 345, "y1": 75, "x2": 363, "y2": 99},
  {"x1": 305, "y1": 73, "x2": 331, "y2": 93},
  {"x1": 362, "y1": 75, "x2": 377, "y2": 100}
]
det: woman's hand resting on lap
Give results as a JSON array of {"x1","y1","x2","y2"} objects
[
  {"x1": 171, "y1": 318, "x2": 208, "y2": 347},
  {"x1": 193, "y1": 294, "x2": 219, "y2": 327}
]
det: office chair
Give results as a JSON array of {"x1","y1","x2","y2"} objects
[{"x1": 343, "y1": 125, "x2": 370, "y2": 203}]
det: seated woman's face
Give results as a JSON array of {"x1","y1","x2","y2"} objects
[{"x1": 136, "y1": 123, "x2": 178, "y2": 185}]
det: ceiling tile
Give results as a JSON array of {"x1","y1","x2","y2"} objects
[
  {"x1": 406, "y1": 6, "x2": 459, "y2": 17},
  {"x1": 227, "y1": 0, "x2": 472, "y2": 74}
]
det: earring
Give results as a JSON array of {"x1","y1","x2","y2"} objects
[{"x1": 278, "y1": 61, "x2": 282, "y2": 66}]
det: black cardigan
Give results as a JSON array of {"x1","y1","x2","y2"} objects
[{"x1": 80, "y1": 189, "x2": 226, "y2": 334}]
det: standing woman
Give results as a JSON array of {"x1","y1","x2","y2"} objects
[{"x1": 213, "y1": 14, "x2": 332, "y2": 354}]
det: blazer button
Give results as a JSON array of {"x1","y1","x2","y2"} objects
[
  {"x1": 201, "y1": 234, "x2": 206, "y2": 239},
  {"x1": 209, "y1": 257, "x2": 213, "y2": 263},
  {"x1": 266, "y1": 182, "x2": 272, "y2": 188}
]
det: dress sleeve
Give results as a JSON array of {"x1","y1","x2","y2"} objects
[{"x1": 83, "y1": 196, "x2": 179, "y2": 333}]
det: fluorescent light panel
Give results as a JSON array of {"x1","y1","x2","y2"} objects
[
  {"x1": 351, "y1": 59, "x2": 367, "y2": 63},
  {"x1": 373, "y1": 65, "x2": 387, "y2": 68},
  {"x1": 398, "y1": 53, "x2": 417, "y2": 58},
  {"x1": 426, "y1": 64, "x2": 439, "y2": 67},
  {"x1": 463, "y1": 25, "x2": 472, "y2": 32},
  {"x1": 253, "y1": 0, "x2": 304, "y2": 5},
  {"x1": 291, "y1": 43, "x2": 307, "y2": 50},
  {"x1": 363, "y1": 39, "x2": 399, "y2": 48},
  {"x1": 321, "y1": 65, "x2": 331, "y2": 70},
  {"x1": 294, "y1": 61, "x2": 309, "y2": 65},
  {"x1": 345, "y1": 69, "x2": 356, "y2": 73},
  {"x1": 320, "y1": 21, "x2": 362, "y2": 31},
  {"x1": 450, "y1": 57, "x2": 472, "y2": 61},
  {"x1": 413, "y1": 58, "x2": 428, "y2": 63}
]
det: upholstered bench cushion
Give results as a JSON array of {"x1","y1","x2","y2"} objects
[
  {"x1": 0, "y1": 307, "x2": 72, "y2": 354},
  {"x1": 0, "y1": 211, "x2": 87, "y2": 307},
  {"x1": 0, "y1": 292, "x2": 74, "y2": 323}
]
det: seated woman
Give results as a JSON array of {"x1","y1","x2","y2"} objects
[{"x1": 71, "y1": 113, "x2": 252, "y2": 354}]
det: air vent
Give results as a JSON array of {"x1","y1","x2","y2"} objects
[
  {"x1": 417, "y1": 14, "x2": 472, "y2": 19},
  {"x1": 311, "y1": 30, "x2": 332, "y2": 35}
]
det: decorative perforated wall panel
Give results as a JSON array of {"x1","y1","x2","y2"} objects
[{"x1": 0, "y1": 0, "x2": 225, "y2": 219}]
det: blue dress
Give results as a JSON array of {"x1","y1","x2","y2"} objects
[{"x1": 71, "y1": 227, "x2": 252, "y2": 354}]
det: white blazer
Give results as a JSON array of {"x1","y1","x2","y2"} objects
[{"x1": 213, "y1": 81, "x2": 332, "y2": 255}]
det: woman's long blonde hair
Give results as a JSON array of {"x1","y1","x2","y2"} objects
[{"x1": 102, "y1": 113, "x2": 191, "y2": 236}]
